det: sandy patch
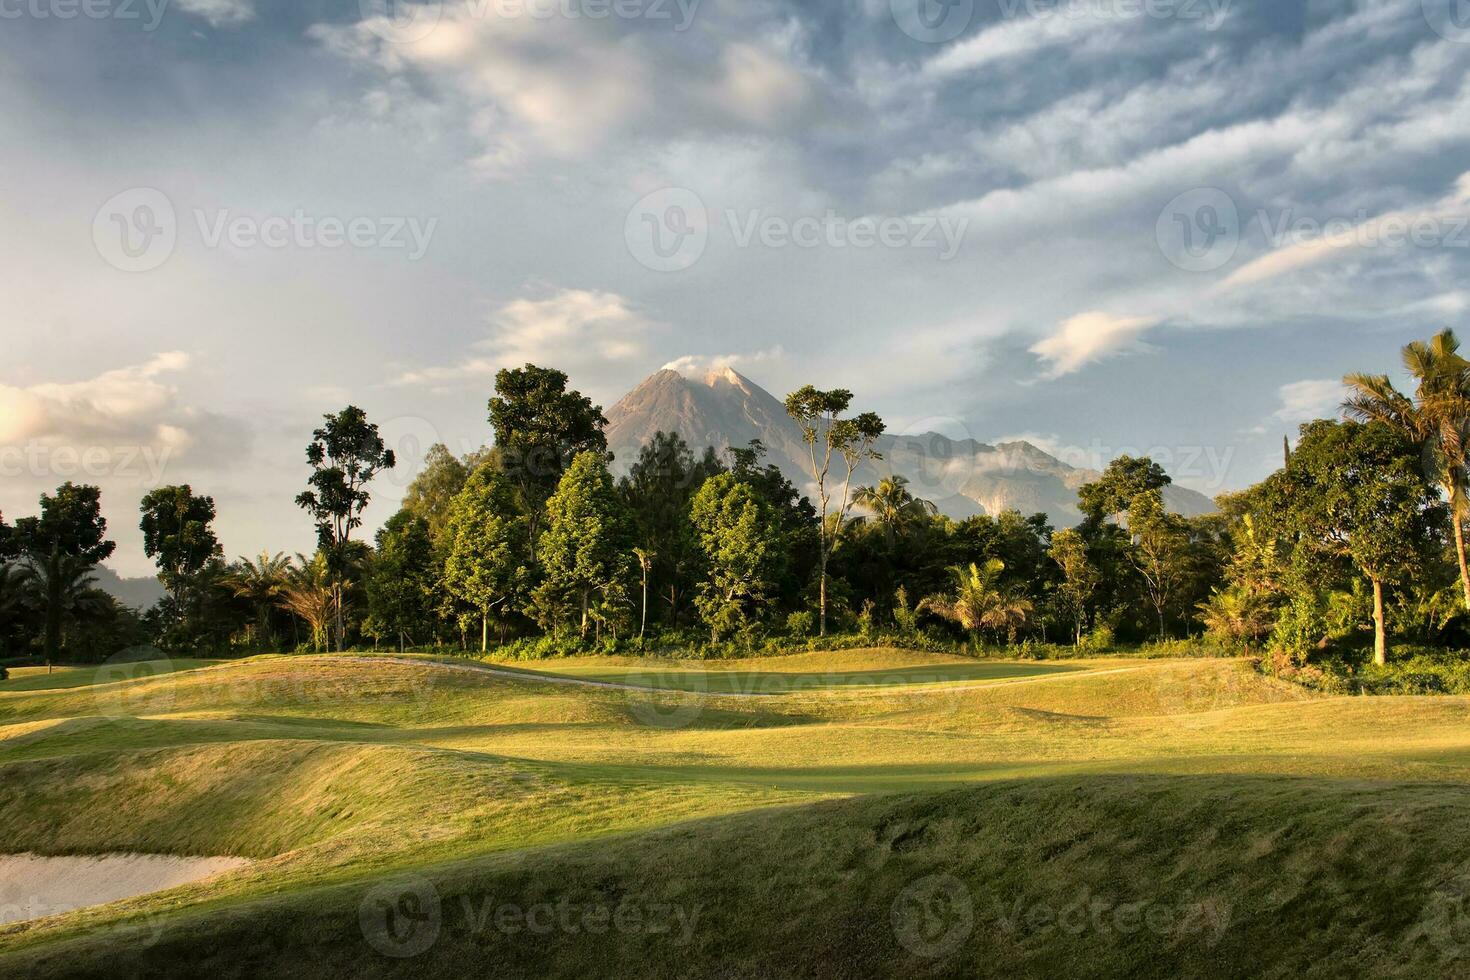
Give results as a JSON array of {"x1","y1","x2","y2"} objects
[{"x1": 0, "y1": 852, "x2": 250, "y2": 925}]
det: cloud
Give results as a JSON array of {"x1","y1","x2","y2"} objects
[
  {"x1": 1029, "y1": 312, "x2": 1159, "y2": 378},
  {"x1": 173, "y1": 0, "x2": 255, "y2": 27},
  {"x1": 1218, "y1": 171, "x2": 1470, "y2": 290},
  {"x1": 0, "y1": 352, "x2": 194, "y2": 447},
  {"x1": 1273, "y1": 379, "x2": 1346, "y2": 422},
  {"x1": 393, "y1": 289, "x2": 655, "y2": 387},
  {"x1": 310, "y1": 6, "x2": 814, "y2": 173},
  {"x1": 662, "y1": 348, "x2": 786, "y2": 378}
]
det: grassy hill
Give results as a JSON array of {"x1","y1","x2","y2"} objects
[{"x1": 2, "y1": 651, "x2": 1469, "y2": 976}]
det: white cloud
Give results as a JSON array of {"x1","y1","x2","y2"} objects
[
  {"x1": 393, "y1": 289, "x2": 655, "y2": 387},
  {"x1": 1030, "y1": 311, "x2": 1159, "y2": 378},
  {"x1": 662, "y1": 348, "x2": 786, "y2": 378},
  {"x1": 0, "y1": 352, "x2": 195, "y2": 447},
  {"x1": 311, "y1": 6, "x2": 813, "y2": 173},
  {"x1": 1218, "y1": 171, "x2": 1470, "y2": 290},
  {"x1": 1274, "y1": 379, "x2": 1346, "y2": 422},
  {"x1": 173, "y1": 0, "x2": 255, "y2": 27}
]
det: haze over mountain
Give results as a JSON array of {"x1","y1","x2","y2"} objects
[{"x1": 606, "y1": 367, "x2": 1215, "y2": 527}]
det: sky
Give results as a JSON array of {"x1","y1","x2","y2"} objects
[{"x1": 4, "y1": 0, "x2": 1470, "y2": 576}]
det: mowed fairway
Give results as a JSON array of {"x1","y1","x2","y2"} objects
[{"x1": 3, "y1": 649, "x2": 1470, "y2": 977}]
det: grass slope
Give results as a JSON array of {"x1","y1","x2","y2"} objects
[{"x1": 1, "y1": 650, "x2": 1468, "y2": 976}]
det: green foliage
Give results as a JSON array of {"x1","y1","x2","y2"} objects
[
  {"x1": 442, "y1": 467, "x2": 530, "y2": 651},
  {"x1": 533, "y1": 452, "x2": 635, "y2": 640},
  {"x1": 1078, "y1": 455, "x2": 1171, "y2": 522},
  {"x1": 401, "y1": 443, "x2": 471, "y2": 543},
  {"x1": 689, "y1": 474, "x2": 787, "y2": 641},
  {"x1": 366, "y1": 511, "x2": 441, "y2": 651},
  {"x1": 12, "y1": 483, "x2": 116, "y2": 664}
]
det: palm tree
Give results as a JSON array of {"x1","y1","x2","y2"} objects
[
  {"x1": 229, "y1": 551, "x2": 290, "y2": 651},
  {"x1": 18, "y1": 557, "x2": 106, "y2": 672},
  {"x1": 921, "y1": 559, "x2": 1034, "y2": 645},
  {"x1": 277, "y1": 553, "x2": 336, "y2": 653},
  {"x1": 854, "y1": 476, "x2": 938, "y2": 547},
  {"x1": 632, "y1": 547, "x2": 655, "y2": 643},
  {"x1": 1344, "y1": 329, "x2": 1470, "y2": 611}
]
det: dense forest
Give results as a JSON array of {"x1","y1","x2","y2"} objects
[{"x1": 6, "y1": 332, "x2": 1470, "y2": 694}]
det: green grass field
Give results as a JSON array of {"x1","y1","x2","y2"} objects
[{"x1": 2, "y1": 649, "x2": 1469, "y2": 976}]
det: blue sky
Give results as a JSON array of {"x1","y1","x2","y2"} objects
[{"x1": 3, "y1": 0, "x2": 1469, "y2": 574}]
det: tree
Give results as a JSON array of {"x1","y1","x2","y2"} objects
[
  {"x1": 633, "y1": 547, "x2": 655, "y2": 642},
  {"x1": 401, "y1": 443, "x2": 471, "y2": 543},
  {"x1": 620, "y1": 432, "x2": 722, "y2": 628},
  {"x1": 1078, "y1": 456, "x2": 1171, "y2": 523},
  {"x1": 1126, "y1": 490, "x2": 1190, "y2": 639},
  {"x1": 690, "y1": 474, "x2": 786, "y2": 642},
  {"x1": 138, "y1": 485, "x2": 221, "y2": 632},
  {"x1": 442, "y1": 466, "x2": 529, "y2": 652},
  {"x1": 488, "y1": 365, "x2": 608, "y2": 559},
  {"x1": 278, "y1": 553, "x2": 336, "y2": 653},
  {"x1": 12, "y1": 483, "x2": 116, "y2": 668},
  {"x1": 921, "y1": 559, "x2": 1033, "y2": 645},
  {"x1": 1259, "y1": 420, "x2": 1442, "y2": 665},
  {"x1": 229, "y1": 551, "x2": 290, "y2": 651},
  {"x1": 1048, "y1": 528, "x2": 1098, "y2": 646},
  {"x1": 295, "y1": 406, "x2": 396, "y2": 651},
  {"x1": 367, "y1": 511, "x2": 440, "y2": 652},
  {"x1": 784, "y1": 386, "x2": 885, "y2": 636},
  {"x1": 1344, "y1": 328, "x2": 1470, "y2": 612},
  {"x1": 854, "y1": 475, "x2": 938, "y2": 548},
  {"x1": 533, "y1": 452, "x2": 633, "y2": 640}
]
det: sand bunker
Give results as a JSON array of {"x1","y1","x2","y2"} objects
[{"x1": 0, "y1": 852, "x2": 250, "y2": 925}]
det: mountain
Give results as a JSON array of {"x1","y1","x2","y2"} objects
[
  {"x1": 604, "y1": 367, "x2": 1216, "y2": 527},
  {"x1": 92, "y1": 566, "x2": 165, "y2": 611}
]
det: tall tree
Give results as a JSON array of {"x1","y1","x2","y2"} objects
[
  {"x1": 12, "y1": 484, "x2": 116, "y2": 668},
  {"x1": 367, "y1": 511, "x2": 441, "y2": 652},
  {"x1": 1127, "y1": 490, "x2": 1190, "y2": 639},
  {"x1": 488, "y1": 365, "x2": 608, "y2": 559},
  {"x1": 784, "y1": 386, "x2": 885, "y2": 636},
  {"x1": 401, "y1": 443, "x2": 471, "y2": 544},
  {"x1": 138, "y1": 485, "x2": 222, "y2": 632},
  {"x1": 690, "y1": 474, "x2": 787, "y2": 642},
  {"x1": 1078, "y1": 455, "x2": 1171, "y2": 523},
  {"x1": 442, "y1": 466, "x2": 529, "y2": 652},
  {"x1": 1048, "y1": 528, "x2": 1099, "y2": 646},
  {"x1": 1259, "y1": 420, "x2": 1442, "y2": 665},
  {"x1": 295, "y1": 406, "x2": 396, "y2": 651},
  {"x1": 620, "y1": 432, "x2": 720, "y2": 628},
  {"x1": 1344, "y1": 328, "x2": 1470, "y2": 611},
  {"x1": 278, "y1": 553, "x2": 336, "y2": 653},
  {"x1": 533, "y1": 452, "x2": 634, "y2": 640}
]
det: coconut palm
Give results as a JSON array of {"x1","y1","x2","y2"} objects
[
  {"x1": 854, "y1": 475, "x2": 938, "y2": 547},
  {"x1": 277, "y1": 553, "x2": 337, "y2": 653},
  {"x1": 229, "y1": 551, "x2": 290, "y2": 651},
  {"x1": 16, "y1": 556, "x2": 107, "y2": 671},
  {"x1": 921, "y1": 559, "x2": 1034, "y2": 644},
  {"x1": 1344, "y1": 329, "x2": 1470, "y2": 610}
]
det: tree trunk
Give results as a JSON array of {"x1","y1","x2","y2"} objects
[
  {"x1": 43, "y1": 555, "x2": 61, "y2": 672},
  {"x1": 640, "y1": 570, "x2": 648, "y2": 642},
  {"x1": 818, "y1": 554, "x2": 829, "y2": 638},
  {"x1": 334, "y1": 581, "x2": 344, "y2": 652},
  {"x1": 1454, "y1": 517, "x2": 1470, "y2": 613},
  {"x1": 1371, "y1": 576, "x2": 1387, "y2": 667},
  {"x1": 481, "y1": 611, "x2": 488, "y2": 654}
]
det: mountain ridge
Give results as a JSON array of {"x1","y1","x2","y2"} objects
[{"x1": 604, "y1": 367, "x2": 1216, "y2": 527}]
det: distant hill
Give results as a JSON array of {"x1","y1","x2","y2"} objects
[
  {"x1": 605, "y1": 367, "x2": 1215, "y2": 527},
  {"x1": 91, "y1": 567, "x2": 165, "y2": 612}
]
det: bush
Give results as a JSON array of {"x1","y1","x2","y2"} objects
[
  {"x1": 785, "y1": 611, "x2": 816, "y2": 638},
  {"x1": 1080, "y1": 624, "x2": 1115, "y2": 652}
]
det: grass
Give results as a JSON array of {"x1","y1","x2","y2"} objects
[{"x1": 1, "y1": 648, "x2": 1469, "y2": 976}]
